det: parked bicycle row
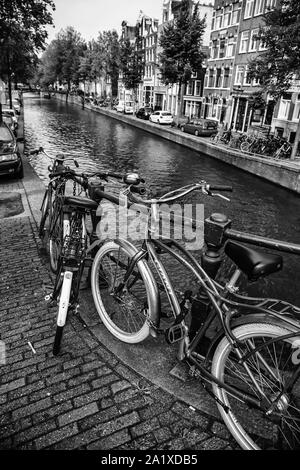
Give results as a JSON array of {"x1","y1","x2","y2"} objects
[
  {"x1": 211, "y1": 127, "x2": 293, "y2": 160},
  {"x1": 32, "y1": 146, "x2": 300, "y2": 450}
]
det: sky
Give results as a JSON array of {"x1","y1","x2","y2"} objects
[{"x1": 46, "y1": 0, "x2": 164, "y2": 44}]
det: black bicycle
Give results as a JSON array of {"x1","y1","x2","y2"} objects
[{"x1": 89, "y1": 178, "x2": 300, "y2": 450}]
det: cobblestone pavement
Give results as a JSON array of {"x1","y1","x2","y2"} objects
[{"x1": 0, "y1": 174, "x2": 240, "y2": 451}]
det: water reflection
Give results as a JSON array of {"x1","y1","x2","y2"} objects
[{"x1": 24, "y1": 95, "x2": 300, "y2": 305}]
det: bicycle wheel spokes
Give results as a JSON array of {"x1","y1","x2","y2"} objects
[
  {"x1": 96, "y1": 245, "x2": 149, "y2": 336},
  {"x1": 212, "y1": 323, "x2": 300, "y2": 449}
]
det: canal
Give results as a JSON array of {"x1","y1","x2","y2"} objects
[{"x1": 23, "y1": 94, "x2": 300, "y2": 306}]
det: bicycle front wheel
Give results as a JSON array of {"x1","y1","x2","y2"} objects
[
  {"x1": 240, "y1": 142, "x2": 250, "y2": 153},
  {"x1": 91, "y1": 241, "x2": 155, "y2": 343},
  {"x1": 49, "y1": 201, "x2": 64, "y2": 273},
  {"x1": 39, "y1": 186, "x2": 52, "y2": 239},
  {"x1": 212, "y1": 322, "x2": 300, "y2": 450}
]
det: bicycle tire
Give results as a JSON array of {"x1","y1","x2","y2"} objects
[
  {"x1": 49, "y1": 200, "x2": 65, "y2": 273},
  {"x1": 39, "y1": 186, "x2": 52, "y2": 239},
  {"x1": 240, "y1": 142, "x2": 250, "y2": 153},
  {"x1": 211, "y1": 322, "x2": 300, "y2": 450},
  {"x1": 91, "y1": 240, "x2": 156, "y2": 343}
]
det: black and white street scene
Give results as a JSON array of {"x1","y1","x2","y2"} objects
[{"x1": 1, "y1": 0, "x2": 300, "y2": 454}]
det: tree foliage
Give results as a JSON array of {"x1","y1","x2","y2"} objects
[
  {"x1": 119, "y1": 30, "x2": 144, "y2": 93},
  {"x1": 0, "y1": 0, "x2": 55, "y2": 83},
  {"x1": 248, "y1": 0, "x2": 300, "y2": 100},
  {"x1": 159, "y1": 0, "x2": 206, "y2": 86},
  {"x1": 39, "y1": 27, "x2": 86, "y2": 89}
]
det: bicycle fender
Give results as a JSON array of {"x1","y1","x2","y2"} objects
[
  {"x1": 206, "y1": 312, "x2": 299, "y2": 361},
  {"x1": 113, "y1": 238, "x2": 161, "y2": 334}
]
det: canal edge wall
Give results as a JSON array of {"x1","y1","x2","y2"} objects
[{"x1": 53, "y1": 93, "x2": 300, "y2": 194}]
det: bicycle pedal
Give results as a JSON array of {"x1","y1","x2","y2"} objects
[{"x1": 165, "y1": 324, "x2": 187, "y2": 344}]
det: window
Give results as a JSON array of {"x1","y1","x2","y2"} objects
[
  {"x1": 195, "y1": 81, "x2": 201, "y2": 96},
  {"x1": 278, "y1": 99, "x2": 290, "y2": 119},
  {"x1": 219, "y1": 38, "x2": 226, "y2": 58},
  {"x1": 254, "y1": 0, "x2": 264, "y2": 16},
  {"x1": 216, "y1": 69, "x2": 222, "y2": 88},
  {"x1": 244, "y1": 67, "x2": 252, "y2": 85},
  {"x1": 259, "y1": 35, "x2": 267, "y2": 50},
  {"x1": 244, "y1": 0, "x2": 254, "y2": 18},
  {"x1": 227, "y1": 39, "x2": 235, "y2": 57},
  {"x1": 215, "y1": 15, "x2": 222, "y2": 29},
  {"x1": 211, "y1": 39, "x2": 218, "y2": 59},
  {"x1": 223, "y1": 68, "x2": 230, "y2": 88},
  {"x1": 266, "y1": 0, "x2": 276, "y2": 11},
  {"x1": 235, "y1": 66, "x2": 244, "y2": 85},
  {"x1": 186, "y1": 81, "x2": 193, "y2": 95},
  {"x1": 252, "y1": 76, "x2": 260, "y2": 86},
  {"x1": 249, "y1": 29, "x2": 259, "y2": 52},
  {"x1": 211, "y1": 14, "x2": 215, "y2": 30},
  {"x1": 232, "y1": 9, "x2": 240, "y2": 24},
  {"x1": 223, "y1": 11, "x2": 231, "y2": 27},
  {"x1": 208, "y1": 70, "x2": 215, "y2": 87},
  {"x1": 240, "y1": 31, "x2": 250, "y2": 53}
]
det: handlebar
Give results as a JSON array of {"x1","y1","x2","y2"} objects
[
  {"x1": 29, "y1": 147, "x2": 79, "y2": 167},
  {"x1": 125, "y1": 181, "x2": 233, "y2": 206}
]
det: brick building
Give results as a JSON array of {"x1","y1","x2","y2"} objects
[
  {"x1": 203, "y1": 0, "x2": 242, "y2": 123},
  {"x1": 203, "y1": 0, "x2": 279, "y2": 131},
  {"x1": 229, "y1": 0, "x2": 278, "y2": 132}
]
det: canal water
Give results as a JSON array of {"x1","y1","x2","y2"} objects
[{"x1": 23, "y1": 95, "x2": 300, "y2": 306}]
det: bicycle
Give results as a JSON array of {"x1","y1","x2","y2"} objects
[
  {"x1": 273, "y1": 140, "x2": 292, "y2": 160},
  {"x1": 47, "y1": 169, "x2": 145, "y2": 356},
  {"x1": 31, "y1": 147, "x2": 86, "y2": 273},
  {"x1": 89, "y1": 179, "x2": 300, "y2": 450}
]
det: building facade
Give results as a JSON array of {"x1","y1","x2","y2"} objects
[
  {"x1": 229, "y1": 0, "x2": 278, "y2": 132},
  {"x1": 203, "y1": 0, "x2": 242, "y2": 123}
]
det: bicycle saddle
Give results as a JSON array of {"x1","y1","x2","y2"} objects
[
  {"x1": 224, "y1": 240, "x2": 283, "y2": 281},
  {"x1": 64, "y1": 196, "x2": 98, "y2": 210}
]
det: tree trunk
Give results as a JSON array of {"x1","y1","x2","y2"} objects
[
  {"x1": 291, "y1": 118, "x2": 300, "y2": 160},
  {"x1": 7, "y1": 48, "x2": 12, "y2": 109}
]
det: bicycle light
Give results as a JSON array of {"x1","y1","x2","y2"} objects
[{"x1": 124, "y1": 173, "x2": 140, "y2": 185}]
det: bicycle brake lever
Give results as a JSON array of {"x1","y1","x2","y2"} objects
[{"x1": 212, "y1": 192, "x2": 231, "y2": 202}]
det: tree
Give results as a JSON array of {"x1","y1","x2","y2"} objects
[
  {"x1": 248, "y1": 0, "x2": 300, "y2": 159},
  {"x1": 159, "y1": 0, "x2": 206, "y2": 117},
  {"x1": 39, "y1": 27, "x2": 86, "y2": 94},
  {"x1": 0, "y1": 0, "x2": 55, "y2": 105},
  {"x1": 119, "y1": 28, "x2": 144, "y2": 108},
  {"x1": 102, "y1": 31, "x2": 120, "y2": 98}
]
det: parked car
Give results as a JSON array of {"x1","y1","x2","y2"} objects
[
  {"x1": 135, "y1": 107, "x2": 153, "y2": 120},
  {"x1": 2, "y1": 107, "x2": 18, "y2": 130},
  {"x1": 116, "y1": 101, "x2": 134, "y2": 114},
  {"x1": 12, "y1": 99, "x2": 21, "y2": 115},
  {"x1": 149, "y1": 110, "x2": 173, "y2": 125},
  {"x1": 0, "y1": 122, "x2": 23, "y2": 178},
  {"x1": 2, "y1": 114, "x2": 17, "y2": 135},
  {"x1": 180, "y1": 118, "x2": 218, "y2": 137}
]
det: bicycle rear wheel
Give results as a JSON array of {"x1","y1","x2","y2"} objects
[
  {"x1": 212, "y1": 322, "x2": 300, "y2": 450},
  {"x1": 91, "y1": 240, "x2": 156, "y2": 343}
]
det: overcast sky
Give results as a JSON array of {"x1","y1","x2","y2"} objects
[{"x1": 46, "y1": 0, "x2": 164, "y2": 43}]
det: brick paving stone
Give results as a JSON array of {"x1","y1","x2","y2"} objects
[
  {"x1": 87, "y1": 429, "x2": 131, "y2": 450},
  {"x1": 78, "y1": 406, "x2": 121, "y2": 432},
  {"x1": 0, "y1": 378, "x2": 26, "y2": 395},
  {"x1": 111, "y1": 380, "x2": 131, "y2": 395},
  {"x1": 73, "y1": 388, "x2": 111, "y2": 408},
  {"x1": 34, "y1": 423, "x2": 79, "y2": 450},
  {"x1": 58, "y1": 402, "x2": 99, "y2": 427},
  {"x1": 131, "y1": 417, "x2": 161, "y2": 439}
]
